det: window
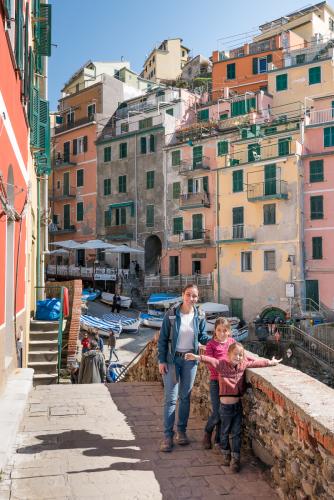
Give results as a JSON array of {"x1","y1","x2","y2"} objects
[
  {"x1": 248, "y1": 143, "x2": 261, "y2": 162},
  {"x1": 121, "y1": 122, "x2": 129, "y2": 133},
  {"x1": 149, "y1": 134, "x2": 155, "y2": 152},
  {"x1": 310, "y1": 160, "x2": 324, "y2": 182},
  {"x1": 146, "y1": 205, "x2": 154, "y2": 227},
  {"x1": 66, "y1": 110, "x2": 74, "y2": 124},
  {"x1": 87, "y1": 103, "x2": 95, "y2": 118},
  {"x1": 166, "y1": 108, "x2": 174, "y2": 116},
  {"x1": 309, "y1": 66, "x2": 321, "y2": 85},
  {"x1": 139, "y1": 117, "x2": 153, "y2": 130},
  {"x1": 172, "y1": 150, "x2": 181, "y2": 166},
  {"x1": 197, "y1": 109, "x2": 209, "y2": 122},
  {"x1": 312, "y1": 237, "x2": 323, "y2": 260},
  {"x1": 104, "y1": 209, "x2": 111, "y2": 227},
  {"x1": 146, "y1": 171, "x2": 155, "y2": 189},
  {"x1": 115, "y1": 207, "x2": 126, "y2": 225},
  {"x1": 231, "y1": 98, "x2": 256, "y2": 117},
  {"x1": 220, "y1": 113, "x2": 228, "y2": 120},
  {"x1": 118, "y1": 175, "x2": 127, "y2": 193},
  {"x1": 76, "y1": 202, "x2": 84, "y2": 222},
  {"x1": 263, "y1": 204, "x2": 276, "y2": 225},
  {"x1": 173, "y1": 182, "x2": 181, "y2": 199},
  {"x1": 173, "y1": 217, "x2": 183, "y2": 235},
  {"x1": 276, "y1": 74, "x2": 287, "y2": 91},
  {"x1": 104, "y1": 146, "x2": 111, "y2": 162},
  {"x1": 296, "y1": 54, "x2": 306, "y2": 65},
  {"x1": 104, "y1": 178, "x2": 111, "y2": 196},
  {"x1": 63, "y1": 141, "x2": 70, "y2": 162},
  {"x1": 264, "y1": 250, "x2": 276, "y2": 271},
  {"x1": 227, "y1": 63, "x2": 236, "y2": 80},
  {"x1": 217, "y1": 141, "x2": 228, "y2": 156},
  {"x1": 140, "y1": 136, "x2": 147, "y2": 154},
  {"x1": 73, "y1": 136, "x2": 88, "y2": 155},
  {"x1": 76, "y1": 169, "x2": 84, "y2": 187},
  {"x1": 310, "y1": 196, "x2": 323, "y2": 219},
  {"x1": 241, "y1": 252, "x2": 252, "y2": 272},
  {"x1": 193, "y1": 145, "x2": 203, "y2": 168},
  {"x1": 53, "y1": 214, "x2": 58, "y2": 225},
  {"x1": 169, "y1": 256, "x2": 179, "y2": 276},
  {"x1": 278, "y1": 137, "x2": 291, "y2": 156},
  {"x1": 56, "y1": 180, "x2": 60, "y2": 189},
  {"x1": 324, "y1": 127, "x2": 334, "y2": 147},
  {"x1": 119, "y1": 142, "x2": 127, "y2": 159},
  {"x1": 232, "y1": 170, "x2": 243, "y2": 192}
]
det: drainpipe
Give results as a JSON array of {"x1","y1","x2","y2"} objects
[
  {"x1": 134, "y1": 131, "x2": 138, "y2": 244},
  {"x1": 296, "y1": 119, "x2": 305, "y2": 305},
  {"x1": 216, "y1": 168, "x2": 221, "y2": 303},
  {"x1": 36, "y1": 176, "x2": 41, "y2": 302}
]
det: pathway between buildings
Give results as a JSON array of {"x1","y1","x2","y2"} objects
[{"x1": 2, "y1": 382, "x2": 278, "y2": 500}]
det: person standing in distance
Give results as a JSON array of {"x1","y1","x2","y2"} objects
[{"x1": 158, "y1": 284, "x2": 211, "y2": 452}]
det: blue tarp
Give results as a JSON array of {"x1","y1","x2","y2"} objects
[
  {"x1": 147, "y1": 293, "x2": 179, "y2": 304},
  {"x1": 35, "y1": 299, "x2": 60, "y2": 321}
]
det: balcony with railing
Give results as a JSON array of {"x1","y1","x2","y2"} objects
[
  {"x1": 307, "y1": 108, "x2": 334, "y2": 127},
  {"x1": 52, "y1": 155, "x2": 77, "y2": 168},
  {"x1": 179, "y1": 229, "x2": 211, "y2": 245},
  {"x1": 174, "y1": 121, "x2": 220, "y2": 144},
  {"x1": 179, "y1": 156, "x2": 210, "y2": 175},
  {"x1": 223, "y1": 141, "x2": 298, "y2": 167},
  {"x1": 54, "y1": 114, "x2": 96, "y2": 134},
  {"x1": 247, "y1": 179, "x2": 288, "y2": 201},
  {"x1": 115, "y1": 91, "x2": 180, "y2": 119},
  {"x1": 49, "y1": 187, "x2": 76, "y2": 201},
  {"x1": 179, "y1": 192, "x2": 210, "y2": 210},
  {"x1": 49, "y1": 224, "x2": 76, "y2": 235},
  {"x1": 216, "y1": 224, "x2": 255, "y2": 243},
  {"x1": 268, "y1": 42, "x2": 334, "y2": 71},
  {"x1": 105, "y1": 225, "x2": 134, "y2": 240}
]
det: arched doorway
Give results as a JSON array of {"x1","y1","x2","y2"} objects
[
  {"x1": 145, "y1": 235, "x2": 162, "y2": 275},
  {"x1": 260, "y1": 307, "x2": 286, "y2": 322},
  {"x1": 5, "y1": 166, "x2": 15, "y2": 357}
]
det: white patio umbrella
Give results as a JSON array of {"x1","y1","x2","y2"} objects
[
  {"x1": 78, "y1": 239, "x2": 117, "y2": 250},
  {"x1": 105, "y1": 245, "x2": 144, "y2": 253},
  {"x1": 49, "y1": 240, "x2": 83, "y2": 249},
  {"x1": 49, "y1": 249, "x2": 70, "y2": 255}
]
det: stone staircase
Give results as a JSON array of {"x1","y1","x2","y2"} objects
[{"x1": 28, "y1": 320, "x2": 59, "y2": 385}]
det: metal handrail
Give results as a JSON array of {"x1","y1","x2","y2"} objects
[
  {"x1": 113, "y1": 340, "x2": 151, "y2": 383},
  {"x1": 278, "y1": 325, "x2": 334, "y2": 366}
]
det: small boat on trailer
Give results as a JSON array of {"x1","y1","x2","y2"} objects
[
  {"x1": 102, "y1": 313, "x2": 140, "y2": 333},
  {"x1": 100, "y1": 292, "x2": 132, "y2": 309},
  {"x1": 139, "y1": 293, "x2": 182, "y2": 329},
  {"x1": 81, "y1": 289, "x2": 101, "y2": 302},
  {"x1": 80, "y1": 314, "x2": 122, "y2": 336}
]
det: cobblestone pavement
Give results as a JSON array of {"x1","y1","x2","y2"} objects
[{"x1": 1, "y1": 382, "x2": 278, "y2": 500}]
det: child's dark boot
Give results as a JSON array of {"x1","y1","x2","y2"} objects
[
  {"x1": 202, "y1": 431, "x2": 212, "y2": 449},
  {"x1": 230, "y1": 453, "x2": 240, "y2": 472},
  {"x1": 220, "y1": 450, "x2": 231, "y2": 466}
]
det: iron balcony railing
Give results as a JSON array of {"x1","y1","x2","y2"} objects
[
  {"x1": 49, "y1": 224, "x2": 76, "y2": 234},
  {"x1": 179, "y1": 156, "x2": 210, "y2": 174},
  {"x1": 115, "y1": 91, "x2": 180, "y2": 119},
  {"x1": 49, "y1": 186, "x2": 76, "y2": 201},
  {"x1": 52, "y1": 155, "x2": 77, "y2": 168},
  {"x1": 180, "y1": 229, "x2": 211, "y2": 244},
  {"x1": 144, "y1": 273, "x2": 213, "y2": 289},
  {"x1": 247, "y1": 180, "x2": 288, "y2": 201},
  {"x1": 268, "y1": 42, "x2": 334, "y2": 71},
  {"x1": 217, "y1": 224, "x2": 255, "y2": 242},
  {"x1": 105, "y1": 225, "x2": 134, "y2": 240},
  {"x1": 179, "y1": 192, "x2": 210, "y2": 209},
  {"x1": 307, "y1": 108, "x2": 334, "y2": 126},
  {"x1": 224, "y1": 141, "x2": 298, "y2": 167},
  {"x1": 54, "y1": 114, "x2": 96, "y2": 134}
]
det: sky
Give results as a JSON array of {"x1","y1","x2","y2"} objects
[{"x1": 48, "y1": 0, "x2": 314, "y2": 110}]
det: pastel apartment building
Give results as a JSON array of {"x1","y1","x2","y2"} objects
[{"x1": 141, "y1": 38, "x2": 190, "y2": 83}]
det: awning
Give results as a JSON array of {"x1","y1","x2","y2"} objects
[{"x1": 109, "y1": 201, "x2": 135, "y2": 217}]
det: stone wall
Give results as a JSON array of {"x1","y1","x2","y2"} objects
[{"x1": 124, "y1": 336, "x2": 334, "y2": 499}]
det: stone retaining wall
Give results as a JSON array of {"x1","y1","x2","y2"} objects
[{"x1": 124, "y1": 336, "x2": 334, "y2": 499}]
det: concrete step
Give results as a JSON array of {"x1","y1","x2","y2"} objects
[
  {"x1": 30, "y1": 331, "x2": 59, "y2": 341},
  {"x1": 33, "y1": 373, "x2": 58, "y2": 386},
  {"x1": 28, "y1": 351, "x2": 58, "y2": 363},
  {"x1": 29, "y1": 339, "x2": 58, "y2": 349},
  {"x1": 28, "y1": 361, "x2": 58, "y2": 375},
  {"x1": 30, "y1": 320, "x2": 59, "y2": 333}
]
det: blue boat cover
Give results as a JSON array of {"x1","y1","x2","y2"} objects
[
  {"x1": 102, "y1": 313, "x2": 138, "y2": 326},
  {"x1": 147, "y1": 293, "x2": 179, "y2": 304},
  {"x1": 80, "y1": 315, "x2": 122, "y2": 334}
]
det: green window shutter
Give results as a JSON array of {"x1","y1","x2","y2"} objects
[
  {"x1": 146, "y1": 171, "x2": 155, "y2": 189},
  {"x1": 73, "y1": 139, "x2": 77, "y2": 155},
  {"x1": 231, "y1": 100, "x2": 246, "y2": 117},
  {"x1": 188, "y1": 178, "x2": 194, "y2": 193},
  {"x1": 146, "y1": 205, "x2": 154, "y2": 227},
  {"x1": 310, "y1": 160, "x2": 324, "y2": 182},
  {"x1": 203, "y1": 176, "x2": 209, "y2": 193},
  {"x1": 140, "y1": 137, "x2": 147, "y2": 154},
  {"x1": 193, "y1": 145, "x2": 203, "y2": 168},
  {"x1": 263, "y1": 204, "x2": 276, "y2": 225},
  {"x1": 197, "y1": 109, "x2": 209, "y2": 121},
  {"x1": 172, "y1": 150, "x2": 181, "y2": 166},
  {"x1": 15, "y1": 0, "x2": 24, "y2": 73},
  {"x1": 28, "y1": 48, "x2": 35, "y2": 125},
  {"x1": 309, "y1": 66, "x2": 321, "y2": 85},
  {"x1": 149, "y1": 134, "x2": 155, "y2": 152},
  {"x1": 173, "y1": 217, "x2": 183, "y2": 235},
  {"x1": 35, "y1": 3, "x2": 52, "y2": 57},
  {"x1": 35, "y1": 97, "x2": 50, "y2": 174},
  {"x1": 227, "y1": 63, "x2": 236, "y2": 80},
  {"x1": 248, "y1": 143, "x2": 261, "y2": 162},
  {"x1": 278, "y1": 137, "x2": 291, "y2": 156},
  {"x1": 233, "y1": 206, "x2": 244, "y2": 225},
  {"x1": 76, "y1": 169, "x2": 84, "y2": 187},
  {"x1": 120, "y1": 208, "x2": 126, "y2": 225},
  {"x1": 4, "y1": 0, "x2": 11, "y2": 18},
  {"x1": 312, "y1": 237, "x2": 323, "y2": 259},
  {"x1": 76, "y1": 202, "x2": 84, "y2": 222},
  {"x1": 324, "y1": 127, "x2": 334, "y2": 147},
  {"x1": 252, "y1": 57, "x2": 258, "y2": 75},
  {"x1": 119, "y1": 142, "x2": 127, "y2": 158},
  {"x1": 104, "y1": 179, "x2": 111, "y2": 196},
  {"x1": 310, "y1": 196, "x2": 323, "y2": 220},
  {"x1": 83, "y1": 136, "x2": 88, "y2": 152},
  {"x1": 118, "y1": 175, "x2": 126, "y2": 193},
  {"x1": 104, "y1": 209, "x2": 111, "y2": 227},
  {"x1": 104, "y1": 146, "x2": 111, "y2": 162},
  {"x1": 139, "y1": 117, "x2": 153, "y2": 129},
  {"x1": 29, "y1": 86, "x2": 39, "y2": 146},
  {"x1": 220, "y1": 113, "x2": 228, "y2": 120},
  {"x1": 173, "y1": 182, "x2": 180, "y2": 199},
  {"x1": 267, "y1": 54, "x2": 272, "y2": 63},
  {"x1": 276, "y1": 74, "x2": 287, "y2": 91},
  {"x1": 246, "y1": 97, "x2": 256, "y2": 112},
  {"x1": 232, "y1": 170, "x2": 243, "y2": 192},
  {"x1": 166, "y1": 108, "x2": 174, "y2": 116},
  {"x1": 23, "y1": 3, "x2": 29, "y2": 100},
  {"x1": 217, "y1": 141, "x2": 228, "y2": 156}
]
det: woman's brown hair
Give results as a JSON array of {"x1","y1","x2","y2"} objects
[{"x1": 182, "y1": 283, "x2": 199, "y2": 294}]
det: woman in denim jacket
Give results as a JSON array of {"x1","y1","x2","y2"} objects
[{"x1": 158, "y1": 284, "x2": 211, "y2": 452}]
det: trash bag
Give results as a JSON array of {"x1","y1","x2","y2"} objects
[{"x1": 35, "y1": 299, "x2": 61, "y2": 321}]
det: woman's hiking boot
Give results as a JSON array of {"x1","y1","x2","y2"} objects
[
  {"x1": 202, "y1": 431, "x2": 212, "y2": 449},
  {"x1": 160, "y1": 436, "x2": 173, "y2": 452},
  {"x1": 175, "y1": 431, "x2": 190, "y2": 445},
  {"x1": 230, "y1": 453, "x2": 240, "y2": 472}
]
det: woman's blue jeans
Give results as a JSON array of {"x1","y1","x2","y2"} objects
[
  {"x1": 204, "y1": 380, "x2": 221, "y2": 443},
  {"x1": 162, "y1": 357, "x2": 197, "y2": 438}
]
